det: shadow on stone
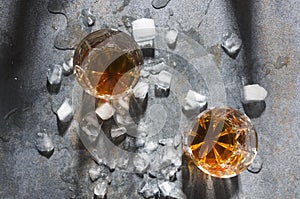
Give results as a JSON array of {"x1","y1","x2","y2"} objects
[
  {"x1": 46, "y1": 80, "x2": 61, "y2": 94},
  {"x1": 242, "y1": 101, "x2": 266, "y2": 118},
  {"x1": 57, "y1": 118, "x2": 72, "y2": 136}
]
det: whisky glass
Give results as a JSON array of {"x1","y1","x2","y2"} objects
[
  {"x1": 73, "y1": 29, "x2": 143, "y2": 100},
  {"x1": 185, "y1": 107, "x2": 258, "y2": 178}
]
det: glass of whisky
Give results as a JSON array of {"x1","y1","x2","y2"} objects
[
  {"x1": 185, "y1": 107, "x2": 258, "y2": 178},
  {"x1": 73, "y1": 29, "x2": 143, "y2": 100}
]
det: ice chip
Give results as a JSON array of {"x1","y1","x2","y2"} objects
[
  {"x1": 80, "y1": 112, "x2": 101, "y2": 142},
  {"x1": 95, "y1": 103, "x2": 115, "y2": 120},
  {"x1": 116, "y1": 114, "x2": 134, "y2": 126},
  {"x1": 57, "y1": 99, "x2": 73, "y2": 123},
  {"x1": 243, "y1": 84, "x2": 268, "y2": 102},
  {"x1": 143, "y1": 141, "x2": 159, "y2": 153},
  {"x1": 81, "y1": 8, "x2": 96, "y2": 27},
  {"x1": 156, "y1": 70, "x2": 172, "y2": 89},
  {"x1": 138, "y1": 179, "x2": 159, "y2": 198},
  {"x1": 94, "y1": 180, "x2": 108, "y2": 198},
  {"x1": 132, "y1": 18, "x2": 156, "y2": 42},
  {"x1": 89, "y1": 165, "x2": 106, "y2": 182},
  {"x1": 111, "y1": 126, "x2": 127, "y2": 139},
  {"x1": 144, "y1": 59, "x2": 166, "y2": 75},
  {"x1": 158, "y1": 181, "x2": 186, "y2": 199},
  {"x1": 221, "y1": 32, "x2": 242, "y2": 57},
  {"x1": 62, "y1": 57, "x2": 73, "y2": 75},
  {"x1": 247, "y1": 153, "x2": 263, "y2": 174},
  {"x1": 35, "y1": 132, "x2": 54, "y2": 158},
  {"x1": 165, "y1": 29, "x2": 178, "y2": 49},
  {"x1": 133, "y1": 154, "x2": 149, "y2": 173},
  {"x1": 182, "y1": 90, "x2": 207, "y2": 116},
  {"x1": 133, "y1": 82, "x2": 149, "y2": 99},
  {"x1": 47, "y1": 64, "x2": 63, "y2": 92}
]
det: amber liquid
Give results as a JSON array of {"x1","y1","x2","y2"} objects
[
  {"x1": 188, "y1": 108, "x2": 257, "y2": 177},
  {"x1": 80, "y1": 47, "x2": 140, "y2": 97}
]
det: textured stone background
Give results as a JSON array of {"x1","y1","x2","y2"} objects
[{"x1": 0, "y1": 0, "x2": 299, "y2": 198}]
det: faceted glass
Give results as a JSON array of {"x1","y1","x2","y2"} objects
[
  {"x1": 186, "y1": 107, "x2": 258, "y2": 178},
  {"x1": 73, "y1": 29, "x2": 143, "y2": 100}
]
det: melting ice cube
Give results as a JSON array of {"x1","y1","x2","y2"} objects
[
  {"x1": 80, "y1": 112, "x2": 101, "y2": 142},
  {"x1": 47, "y1": 64, "x2": 63, "y2": 93},
  {"x1": 95, "y1": 103, "x2": 115, "y2": 120},
  {"x1": 62, "y1": 57, "x2": 73, "y2": 76},
  {"x1": 133, "y1": 82, "x2": 149, "y2": 99},
  {"x1": 155, "y1": 70, "x2": 172, "y2": 97},
  {"x1": 57, "y1": 99, "x2": 73, "y2": 123},
  {"x1": 111, "y1": 126, "x2": 127, "y2": 140},
  {"x1": 182, "y1": 90, "x2": 207, "y2": 117}
]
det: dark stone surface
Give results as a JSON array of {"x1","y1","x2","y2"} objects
[{"x1": 0, "y1": 0, "x2": 300, "y2": 198}]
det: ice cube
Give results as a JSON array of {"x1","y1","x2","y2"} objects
[
  {"x1": 133, "y1": 154, "x2": 149, "y2": 173},
  {"x1": 132, "y1": 18, "x2": 156, "y2": 42},
  {"x1": 243, "y1": 84, "x2": 268, "y2": 102},
  {"x1": 143, "y1": 141, "x2": 159, "y2": 153},
  {"x1": 89, "y1": 165, "x2": 106, "y2": 182},
  {"x1": 138, "y1": 179, "x2": 159, "y2": 198},
  {"x1": 95, "y1": 103, "x2": 116, "y2": 120},
  {"x1": 47, "y1": 64, "x2": 63, "y2": 93},
  {"x1": 133, "y1": 82, "x2": 149, "y2": 99},
  {"x1": 80, "y1": 112, "x2": 101, "y2": 142},
  {"x1": 35, "y1": 132, "x2": 54, "y2": 158},
  {"x1": 62, "y1": 57, "x2": 73, "y2": 76},
  {"x1": 94, "y1": 180, "x2": 108, "y2": 198},
  {"x1": 140, "y1": 69, "x2": 150, "y2": 78},
  {"x1": 57, "y1": 99, "x2": 73, "y2": 123},
  {"x1": 158, "y1": 181, "x2": 186, "y2": 199},
  {"x1": 111, "y1": 126, "x2": 127, "y2": 139},
  {"x1": 81, "y1": 8, "x2": 96, "y2": 27},
  {"x1": 152, "y1": 0, "x2": 171, "y2": 9},
  {"x1": 182, "y1": 90, "x2": 207, "y2": 117},
  {"x1": 165, "y1": 29, "x2": 178, "y2": 50},
  {"x1": 221, "y1": 32, "x2": 242, "y2": 57}
]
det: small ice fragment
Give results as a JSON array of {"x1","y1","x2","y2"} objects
[
  {"x1": 57, "y1": 99, "x2": 73, "y2": 123},
  {"x1": 221, "y1": 32, "x2": 242, "y2": 57},
  {"x1": 89, "y1": 165, "x2": 106, "y2": 182},
  {"x1": 80, "y1": 112, "x2": 101, "y2": 141},
  {"x1": 35, "y1": 133, "x2": 54, "y2": 158},
  {"x1": 144, "y1": 59, "x2": 166, "y2": 75},
  {"x1": 111, "y1": 126, "x2": 127, "y2": 139},
  {"x1": 136, "y1": 138, "x2": 146, "y2": 147},
  {"x1": 161, "y1": 165, "x2": 178, "y2": 181},
  {"x1": 132, "y1": 18, "x2": 156, "y2": 42},
  {"x1": 161, "y1": 146, "x2": 181, "y2": 168},
  {"x1": 138, "y1": 180, "x2": 159, "y2": 198},
  {"x1": 182, "y1": 90, "x2": 207, "y2": 117},
  {"x1": 94, "y1": 180, "x2": 108, "y2": 198},
  {"x1": 143, "y1": 141, "x2": 159, "y2": 153},
  {"x1": 152, "y1": 0, "x2": 171, "y2": 9},
  {"x1": 133, "y1": 154, "x2": 149, "y2": 173},
  {"x1": 62, "y1": 57, "x2": 73, "y2": 75},
  {"x1": 116, "y1": 114, "x2": 134, "y2": 126},
  {"x1": 133, "y1": 82, "x2": 149, "y2": 99},
  {"x1": 95, "y1": 103, "x2": 115, "y2": 120},
  {"x1": 81, "y1": 9, "x2": 96, "y2": 27},
  {"x1": 158, "y1": 138, "x2": 173, "y2": 146},
  {"x1": 243, "y1": 84, "x2": 268, "y2": 102},
  {"x1": 165, "y1": 29, "x2": 178, "y2": 50},
  {"x1": 247, "y1": 153, "x2": 263, "y2": 174},
  {"x1": 173, "y1": 134, "x2": 181, "y2": 148},
  {"x1": 140, "y1": 69, "x2": 150, "y2": 78},
  {"x1": 156, "y1": 70, "x2": 172, "y2": 89},
  {"x1": 47, "y1": 64, "x2": 62, "y2": 86},
  {"x1": 158, "y1": 181, "x2": 186, "y2": 199}
]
